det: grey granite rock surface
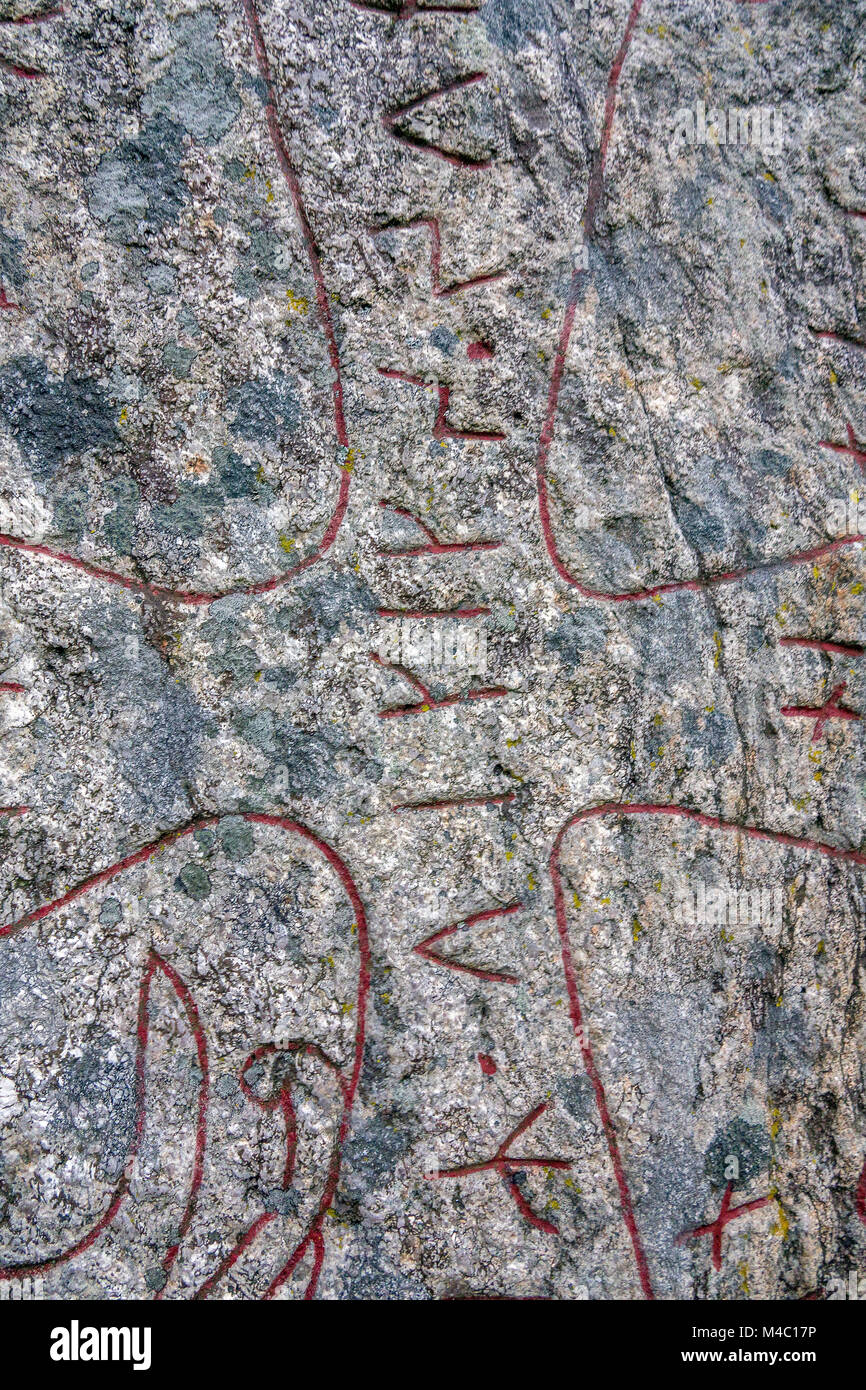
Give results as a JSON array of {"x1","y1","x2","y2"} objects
[{"x1": 0, "y1": 0, "x2": 864, "y2": 1300}]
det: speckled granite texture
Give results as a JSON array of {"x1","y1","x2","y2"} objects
[{"x1": 0, "y1": 0, "x2": 865, "y2": 1301}]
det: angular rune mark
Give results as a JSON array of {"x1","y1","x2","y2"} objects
[
  {"x1": 370, "y1": 217, "x2": 504, "y2": 298},
  {"x1": 382, "y1": 72, "x2": 491, "y2": 169},
  {"x1": 781, "y1": 680, "x2": 861, "y2": 741},
  {"x1": 810, "y1": 327, "x2": 866, "y2": 353},
  {"x1": 379, "y1": 368, "x2": 506, "y2": 441},
  {"x1": 195, "y1": 1042, "x2": 348, "y2": 1300},
  {"x1": 0, "y1": 285, "x2": 21, "y2": 310},
  {"x1": 376, "y1": 500, "x2": 501, "y2": 556},
  {"x1": 369, "y1": 651, "x2": 508, "y2": 719},
  {"x1": 818, "y1": 421, "x2": 866, "y2": 471},
  {"x1": 412, "y1": 900, "x2": 522, "y2": 983},
  {"x1": 0, "y1": 6, "x2": 64, "y2": 81},
  {"x1": 427, "y1": 1101, "x2": 572, "y2": 1234},
  {"x1": 779, "y1": 637, "x2": 864, "y2": 659},
  {"x1": 676, "y1": 1182, "x2": 772, "y2": 1272}
]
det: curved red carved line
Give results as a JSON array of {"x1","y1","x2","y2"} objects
[
  {"x1": 195, "y1": 1040, "x2": 349, "y2": 1299},
  {"x1": 533, "y1": 0, "x2": 866, "y2": 601},
  {"x1": 550, "y1": 801, "x2": 866, "y2": 1300},
  {"x1": 0, "y1": 948, "x2": 207, "y2": 1285},
  {"x1": 0, "y1": 0, "x2": 351, "y2": 605},
  {"x1": 857, "y1": 1159, "x2": 866, "y2": 1226},
  {"x1": 0, "y1": 812, "x2": 371, "y2": 1301},
  {"x1": 151, "y1": 952, "x2": 209, "y2": 1299}
]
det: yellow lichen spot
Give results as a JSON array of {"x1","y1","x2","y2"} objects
[
  {"x1": 656, "y1": 23, "x2": 667, "y2": 37},
  {"x1": 254, "y1": 670, "x2": 262, "y2": 682},
  {"x1": 541, "y1": 307, "x2": 551, "y2": 320},
  {"x1": 118, "y1": 406, "x2": 128, "y2": 426},
  {"x1": 572, "y1": 892, "x2": 581, "y2": 910},
  {"x1": 770, "y1": 1109, "x2": 781, "y2": 1140},
  {"x1": 528, "y1": 873, "x2": 536, "y2": 891},
  {"x1": 713, "y1": 631, "x2": 722, "y2": 669},
  {"x1": 285, "y1": 288, "x2": 308, "y2": 315},
  {"x1": 278, "y1": 533, "x2": 295, "y2": 554},
  {"x1": 815, "y1": 940, "x2": 825, "y2": 956},
  {"x1": 505, "y1": 850, "x2": 513, "y2": 861},
  {"x1": 760, "y1": 279, "x2": 768, "y2": 296},
  {"x1": 770, "y1": 1196, "x2": 790, "y2": 1240},
  {"x1": 690, "y1": 377, "x2": 704, "y2": 391},
  {"x1": 739, "y1": 1261, "x2": 750, "y2": 1295},
  {"x1": 341, "y1": 1001, "x2": 353, "y2": 1015},
  {"x1": 652, "y1": 593, "x2": 663, "y2": 605},
  {"x1": 632, "y1": 916, "x2": 642, "y2": 944},
  {"x1": 630, "y1": 739, "x2": 636, "y2": 759},
  {"x1": 243, "y1": 167, "x2": 255, "y2": 180},
  {"x1": 851, "y1": 582, "x2": 863, "y2": 595},
  {"x1": 829, "y1": 368, "x2": 837, "y2": 384}
]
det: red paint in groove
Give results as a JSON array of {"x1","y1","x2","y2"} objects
[
  {"x1": 0, "y1": 805, "x2": 28, "y2": 818},
  {"x1": 550, "y1": 801, "x2": 866, "y2": 1299},
  {"x1": 394, "y1": 791, "x2": 515, "y2": 812},
  {"x1": 149, "y1": 952, "x2": 209, "y2": 1298},
  {"x1": 0, "y1": 7, "x2": 65, "y2": 23},
  {"x1": 779, "y1": 637, "x2": 864, "y2": 658},
  {"x1": 370, "y1": 217, "x2": 504, "y2": 297},
  {"x1": 676, "y1": 1182, "x2": 771, "y2": 1272},
  {"x1": 378, "y1": 686, "x2": 509, "y2": 718},
  {"x1": 196, "y1": 1041, "x2": 347, "y2": 1300},
  {"x1": 383, "y1": 72, "x2": 491, "y2": 169},
  {"x1": 0, "y1": 812, "x2": 370, "y2": 1300},
  {"x1": 534, "y1": 0, "x2": 645, "y2": 587},
  {"x1": 370, "y1": 650, "x2": 507, "y2": 718},
  {"x1": 0, "y1": 56, "x2": 43, "y2": 78},
  {"x1": 413, "y1": 900, "x2": 522, "y2": 983},
  {"x1": 781, "y1": 679, "x2": 860, "y2": 741},
  {"x1": 376, "y1": 500, "x2": 501, "y2": 555},
  {"x1": 542, "y1": 534, "x2": 866, "y2": 604},
  {"x1": 0, "y1": 949, "x2": 207, "y2": 1286},
  {"x1": 0, "y1": 2, "x2": 351, "y2": 605},
  {"x1": 378, "y1": 368, "x2": 506, "y2": 441},
  {"x1": 0, "y1": 681, "x2": 25, "y2": 692},
  {"x1": 0, "y1": 286, "x2": 21, "y2": 309},
  {"x1": 427, "y1": 1100, "x2": 571, "y2": 1234},
  {"x1": 818, "y1": 422, "x2": 866, "y2": 470},
  {"x1": 478, "y1": 1052, "x2": 497, "y2": 1075},
  {"x1": 467, "y1": 340, "x2": 494, "y2": 360},
  {"x1": 532, "y1": 2, "x2": 866, "y2": 602},
  {"x1": 811, "y1": 327, "x2": 866, "y2": 352},
  {"x1": 857, "y1": 1160, "x2": 866, "y2": 1225}
]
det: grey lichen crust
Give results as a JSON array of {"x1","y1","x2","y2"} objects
[{"x1": 0, "y1": 0, "x2": 864, "y2": 1301}]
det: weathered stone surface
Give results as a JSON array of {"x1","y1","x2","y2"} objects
[{"x1": 0, "y1": 0, "x2": 864, "y2": 1301}]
